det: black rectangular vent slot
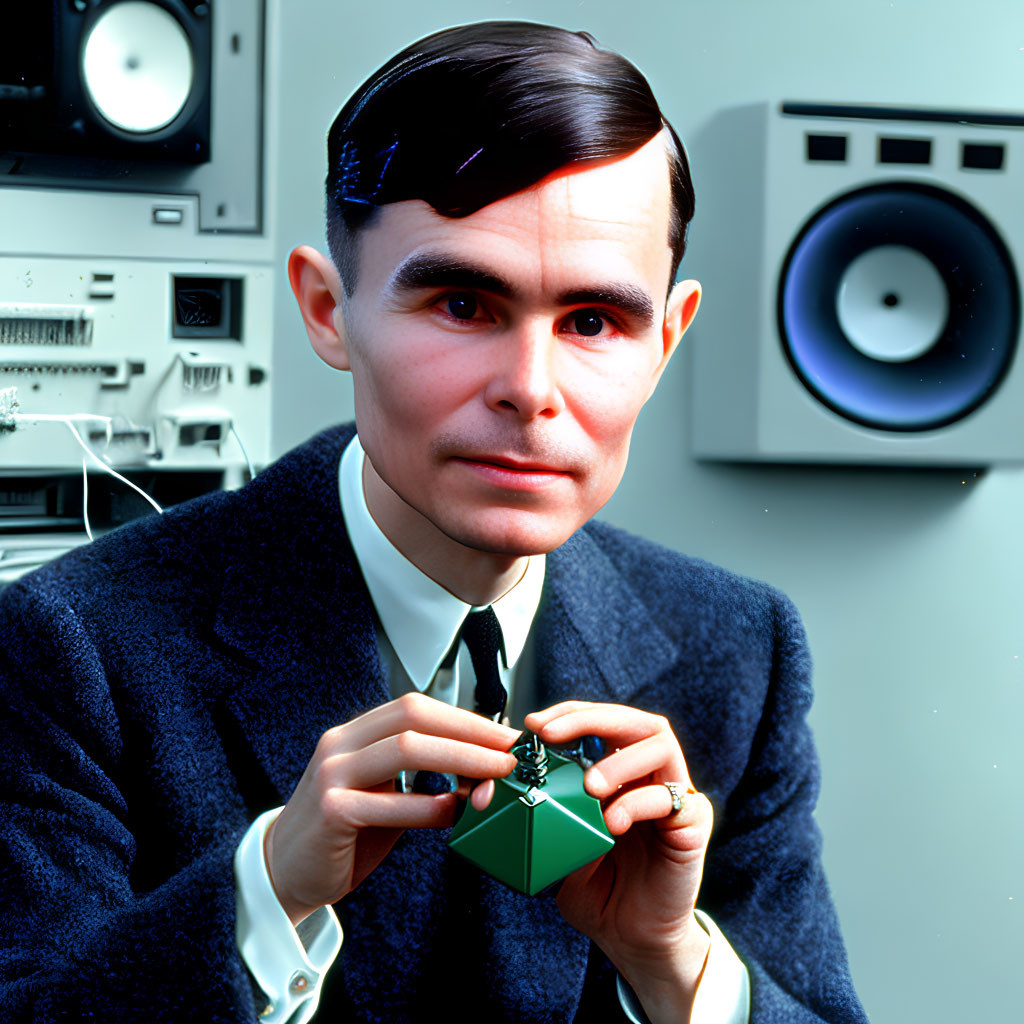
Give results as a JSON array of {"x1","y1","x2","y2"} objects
[
  {"x1": 172, "y1": 277, "x2": 243, "y2": 340},
  {"x1": 89, "y1": 273, "x2": 114, "y2": 300},
  {"x1": 806, "y1": 134, "x2": 847, "y2": 162},
  {"x1": 961, "y1": 142, "x2": 1005, "y2": 170},
  {"x1": 878, "y1": 137, "x2": 932, "y2": 164}
]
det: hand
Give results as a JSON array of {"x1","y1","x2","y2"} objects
[
  {"x1": 525, "y1": 701, "x2": 713, "y2": 1023},
  {"x1": 266, "y1": 692, "x2": 519, "y2": 925}
]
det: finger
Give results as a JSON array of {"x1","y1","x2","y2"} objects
[
  {"x1": 324, "y1": 787, "x2": 459, "y2": 830},
  {"x1": 324, "y1": 692, "x2": 521, "y2": 756},
  {"x1": 525, "y1": 701, "x2": 603, "y2": 730},
  {"x1": 531, "y1": 705, "x2": 672, "y2": 748},
  {"x1": 584, "y1": 734, "x2": 689, "y2": 798},
  {"x1": 470, "y1": 778, "x2": 495, "y2": 811},
  {"x1": 330, "y1": 732, "x2": 517, "y2": 791},
  {"x1": 601, "y1": 784, "x2": 713, "y2": 843}
]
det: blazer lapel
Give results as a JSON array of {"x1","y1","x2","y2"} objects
[{"x1": 537, "y1": 526, "x2": 679, "y2": 709}]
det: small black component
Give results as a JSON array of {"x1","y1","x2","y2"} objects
[
  {"x1": 961, "y1": 142, "x2": 1004, "y2": 170},
  {"x1": 806, "y1": 133, "x2": 847, "y2": 162},
  {"x1": 172, "y1": 277, "x2": 242, "y2": 339},
  {"x1": 179, "y1": 423, "x2": 222, "y2": 446},
  {"x1": 559, "y1": 734, "x2": 607, "y2": 771},
  {"x1": 513, "y1": 732, "x2": 550, "y2": 787},
  {"x1": 878, "y1": 136, "x2": 932, "y2": 165}
]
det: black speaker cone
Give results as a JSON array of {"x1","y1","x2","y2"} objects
[{"x1": 778, "y1": 183, "x2": 1019, "y2": 431}]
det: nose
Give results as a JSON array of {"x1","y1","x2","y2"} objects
[{"x1": 484, "y1": 321, "x2": 565, "y2": 420}]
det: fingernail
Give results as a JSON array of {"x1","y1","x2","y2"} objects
[{"x1": 587, "y1": 766, "x2": 608, "y2": 794}]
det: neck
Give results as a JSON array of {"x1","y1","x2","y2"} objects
[{"x1": 362, "y1": 456, "x2": 528, "y2": 606}]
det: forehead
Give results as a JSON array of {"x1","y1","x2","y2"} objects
[
  {"x1": 550, "y1": 132, "x2": 673, "y2": 237},
  {"x1": 357, "y1": 133, "x2": 675, "y2": 298}
]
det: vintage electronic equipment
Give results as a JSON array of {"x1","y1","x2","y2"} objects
[
  {"x1": 0, "y1": 0, "x2": 269, "y2": 575},
  {"x1": 689, "y1": 102, "x2": 1024, "y2": 464}
]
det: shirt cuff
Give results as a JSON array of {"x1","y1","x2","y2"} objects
[
  {"x1": 234, "y1": 807, "x2": 344, "y2": 1022},
  {"x1": 615, "y1": 910, "x2": 750, "y2": 1024}
]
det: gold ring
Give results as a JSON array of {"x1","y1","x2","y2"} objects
[{"x1": 664, "y1": 781, "x2": 696, "y2": 816}]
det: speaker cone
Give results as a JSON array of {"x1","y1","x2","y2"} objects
[
  {"x1": 81, "y1": 1, "x2": 195, "y2": 134},
  {"x1": 778, "y1": 183, "x2": 1019, "y2": 431}
]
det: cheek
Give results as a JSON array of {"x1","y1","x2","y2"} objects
[
  {"x1": 568, "y1": 359, "x2": 654, "y2": 447},
  {"x1": 350, "y1": 341, "x2": 463, "y2": 432}
]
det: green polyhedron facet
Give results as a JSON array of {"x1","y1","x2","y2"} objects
[{"x1": 448, "y1": 751, "x2": 615, "y2": 895}]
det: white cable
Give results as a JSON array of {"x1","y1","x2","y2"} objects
[
  {"x1": 62, "y1": 420, "x2": 164, "y2": 517},
  {"x1": 81, "y1": 457, "x2": 93, "y2": 542},
  {"x1": 9, "y1": 411, "x2": 165, "y2": 533},
  {"x1": 15, "y1": 413, "x2": 114, "y2": 425},
  {"x1": 2, "y1": 398, "x2": 165, "y2": 548},
  {"x1": 230, "y1": 424, "x2": 255, "y2": 482}
]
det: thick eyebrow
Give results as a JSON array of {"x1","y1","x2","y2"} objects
[
  {"x1": 557, "y1": 286, "x2": 654, "y2": 328},
  {"x1": 389, "y1": 250, "x2": 655, "y2": 328},
  {"x1": 389, "y1": 252, "x2": 514, "y2": 298}
]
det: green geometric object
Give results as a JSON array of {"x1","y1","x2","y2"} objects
[{"x1": 448, "y1": 732, "x2": 615, "y2": 895}]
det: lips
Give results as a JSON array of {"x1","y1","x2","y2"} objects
[
  {"x1": 454, "y1": 454, "x2": 572, "y2": 474},
  {"x1": 449, "y1": 453, "x2": 575, "y2": 492}
]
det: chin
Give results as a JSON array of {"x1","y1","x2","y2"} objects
[{"x1": 438, "y1": 510, "x2": 581, "y2": 558}]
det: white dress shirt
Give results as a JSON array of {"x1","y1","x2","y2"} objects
[{"x1": 234, "y1": 435, "x2": 749, "y2": 1023}]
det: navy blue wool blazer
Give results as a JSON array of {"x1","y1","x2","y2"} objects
[{"x1": 0, "y1": 424, "x2": 866, "y2": 1023}]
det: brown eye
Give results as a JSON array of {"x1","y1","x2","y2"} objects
[
  {"x1": 446, "y1": 294, "x2": 478, "y2": 320},
  {"x1": 573, "y1": 310, "x2": 604, "y2": 336}
]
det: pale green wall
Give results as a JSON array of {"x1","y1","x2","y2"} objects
[{"x1": 265, "y1": 2, "x2": 1024, "y2": 1019}]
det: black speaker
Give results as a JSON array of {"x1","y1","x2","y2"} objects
[{"x1": 0, "y1": 0, "x2": 212, "y2": 165}]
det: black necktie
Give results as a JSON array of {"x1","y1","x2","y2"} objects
[{"x1": 461, "y1": 606, "x2": 507, "y2": 720}]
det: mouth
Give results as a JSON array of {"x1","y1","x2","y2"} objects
[
  {"x1": 451, "y1": 453, "x2": 574, "y2": 489},
  {"x1": 453, "y1": 453, "x2": 573, "y2": 474},
  {"x1": 456, "y1": 454, "x2": 571, "y2": 473}
]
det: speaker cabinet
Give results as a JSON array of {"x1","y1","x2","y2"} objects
[
  {"x1": 689, "y1": 103, "x2": 1024, "y2": 465},
  {"x1": 1, "y1": 0, "x2": 211, "y2": 163},
  {"x1": 0, "y1": 0, "x2": 260, "y2": 233}
]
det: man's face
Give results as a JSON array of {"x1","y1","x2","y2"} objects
[{"x1": 333, "y1": 133, "x2": 697, "y2": 558}]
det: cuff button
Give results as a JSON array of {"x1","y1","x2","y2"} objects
[{"x1": 289, "y1": 970, "x2": 314, "y2": 994}]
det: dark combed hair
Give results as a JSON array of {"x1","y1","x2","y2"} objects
[{"x1": 325, "y1": 21, "x2": 695, "y2": 294}]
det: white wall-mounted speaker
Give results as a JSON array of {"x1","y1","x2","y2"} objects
[{"x1": 689, "y1": 102, "x2": 1024, "y2": 465}]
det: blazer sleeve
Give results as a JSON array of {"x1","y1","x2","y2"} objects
[
  {"x1": 696, "y1": 589, "x2": 868, "y2": 1024},
  {"x1": 0, "y1": 581, "x2": 259, "y2": 1022}
]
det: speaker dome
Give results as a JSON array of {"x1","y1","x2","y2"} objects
[{"x1": 81, "y1": 1, "x2": 194, "y2": 134}]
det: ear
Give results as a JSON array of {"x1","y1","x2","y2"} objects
[
  {"x1": 647, "y1": 278, "x2": 701, "y2": 396},
  {"x1": 287, "y1": 244, "x2": 352, "y2": 371}
]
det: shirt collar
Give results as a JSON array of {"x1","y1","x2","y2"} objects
[{"x1": 338, "y1": 435, "x2": 545, "y2": 690}]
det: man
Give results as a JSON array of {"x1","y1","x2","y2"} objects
[{"x1": 0, "y1": 21, "x2": 865, "y2": 1024}]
